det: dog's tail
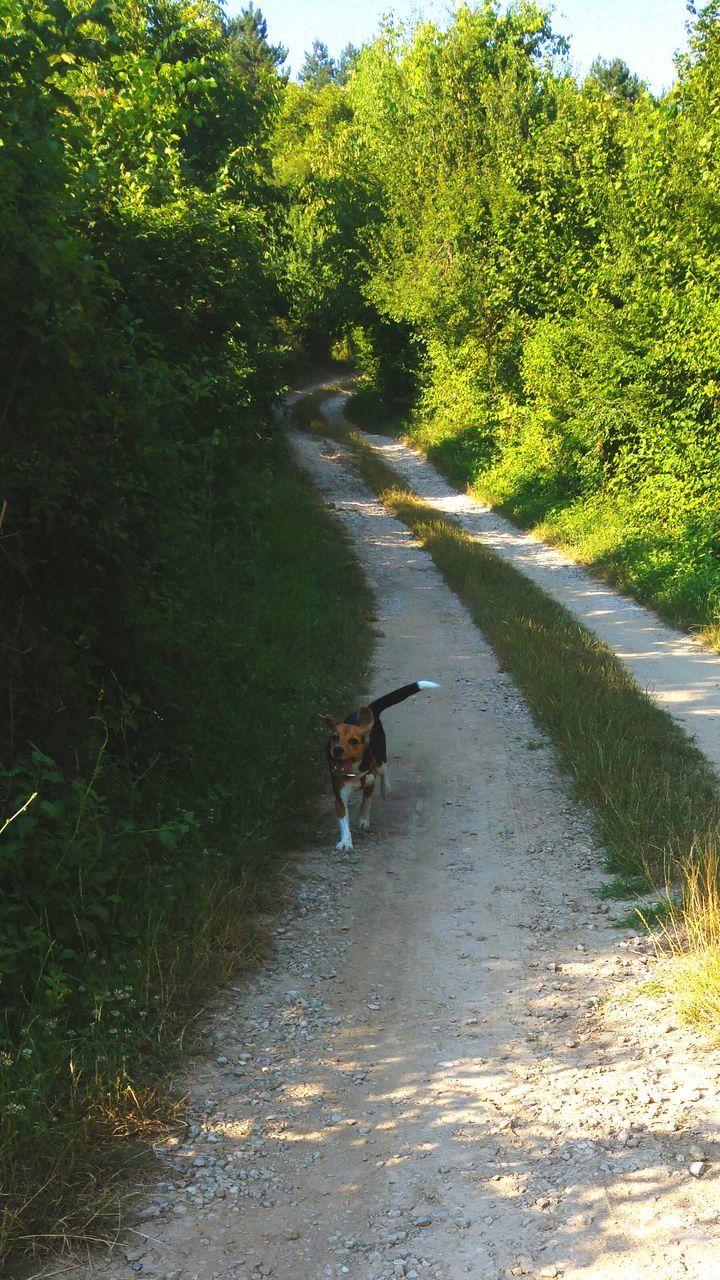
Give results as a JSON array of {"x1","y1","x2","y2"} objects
[{"x1": 369, "y1": 680, "x2": 439, "y2": 716}]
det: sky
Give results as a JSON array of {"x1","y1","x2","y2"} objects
[{"x1": 225, "y1": 0, "x2": 693, "y2": 95}]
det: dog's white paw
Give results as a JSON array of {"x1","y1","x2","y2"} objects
[
  {"x1": 336, "y1": 838, "x2": 353, "y2": 851},
  {"x1": 358, "y1": 814, "x2": 370, "y2": 831}
]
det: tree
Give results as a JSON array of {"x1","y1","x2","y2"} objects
[
  {"x1": 298, "y1": 38, "x2": 338, "y2": 88},
  {"x1": 337, "y1": 42, "x2": 361, "y2": 85},
  {"x1": 224, "y1": 3, "x2": 288, "y2": 79},
  {"x1": 585, "y1": 56, "x2": 645, "y2": 101}
]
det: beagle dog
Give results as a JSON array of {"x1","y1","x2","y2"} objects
[{"x1": 321, "y1": 680, "x2": 439, "y2": 851}]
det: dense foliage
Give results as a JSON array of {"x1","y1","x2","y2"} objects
[
  {"x1": 0, "y1": 0, "x2": 373, "y2": 1259},
  {"x1": 280, "y1": 0, "x2": 720, "y2": 631}
]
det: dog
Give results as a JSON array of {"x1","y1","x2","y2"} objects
[{"x1": 321, "y1": 680, "x2": 439, "y2": 851}]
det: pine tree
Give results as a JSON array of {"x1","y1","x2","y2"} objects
[
  {"x1": 585, "y1": 56, "x2": 645, "y2": 101},
  {"x1": 298, "y1": 39, "x2": 337, "y2": 88},
  {"x1": 224, "y1": 3, "x2": 287, "y2": 80}
]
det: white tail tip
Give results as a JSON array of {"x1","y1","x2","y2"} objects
[{"x1": 417, "y1": 680, "x2": 440, "y2": 689}]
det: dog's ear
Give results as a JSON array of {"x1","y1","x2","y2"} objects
[
  {"x1": 356, "y1": 706, "x2": 374, "y2": 731},
  {"x1": 319, "y1": 713, "x2": 339, "y2": 728}
]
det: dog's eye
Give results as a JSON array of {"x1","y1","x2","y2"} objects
[{"x1": 349, "y1": 737, "x2": 359, "y2": 746}]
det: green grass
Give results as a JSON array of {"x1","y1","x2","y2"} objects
[
  {"x1": 479, "y1": 475, "x2": 720, "y2": 639},
  {"x1": 0, "y1": 434, "x2": 374, "y2": 1270},
  {"x1": 597, "y1": 875, "x2": 651, "y2": 900},
  {"x1": 401, "y1": 404, "x2": 720, "y2": 646},
  {"x1": 294, "y1": 397, "x2": 720, "y2": 886},
  {"x1": 615, "y1": 898, "x2": 675, "y2": 929}
]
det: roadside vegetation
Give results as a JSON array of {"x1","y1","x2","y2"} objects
[
  {"x1": 278, "y1": 3, "x2": 720, "y2": 645},
  {"x1": 0, "y1": 437, "x2": 372, "y2": 1263},
  {"x1": 0, "y1": 2, "x2": 372, "y2": 1267}
]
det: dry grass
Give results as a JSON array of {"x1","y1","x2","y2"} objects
[
  {"x1": 699, "y1": 622, "x2": 720, "y2": 654},
  {"x1": 652, "y1": 845, "x2": 720, "y2": 1035}
]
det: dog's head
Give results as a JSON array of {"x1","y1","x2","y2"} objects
[{"x1": 321, "y1": 706, "x2": 374, "y2": 765}]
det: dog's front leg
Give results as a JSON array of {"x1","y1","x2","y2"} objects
[
  {"x1": 335, "y1": 785, "x2": 353, "y2": 851},
  {"x1": 358, "y1": 778, "x2": 374, "y2": 831}
]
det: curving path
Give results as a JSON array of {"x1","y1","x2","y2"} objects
[
  {"x1": 324, "y1": 389, "x2": 720, "y2": 778},
  {"x1": 41, "y1": 402, "x2": 720, "y2": 1280}
]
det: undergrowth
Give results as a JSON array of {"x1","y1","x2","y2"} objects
[
  {"x1": 403, "y1": 400, "x2": 720, "y2": 649},
  {"x1": 0, "y1": 436, "x2": 374, "y2": 1268}
]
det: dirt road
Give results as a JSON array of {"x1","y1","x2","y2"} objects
[
  {"x1": 323, "y1": 393, "x2": 720, "y2": 774},
  {"x1": 49, "y1": 419, "x2": 720, "y2": 1280}
]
